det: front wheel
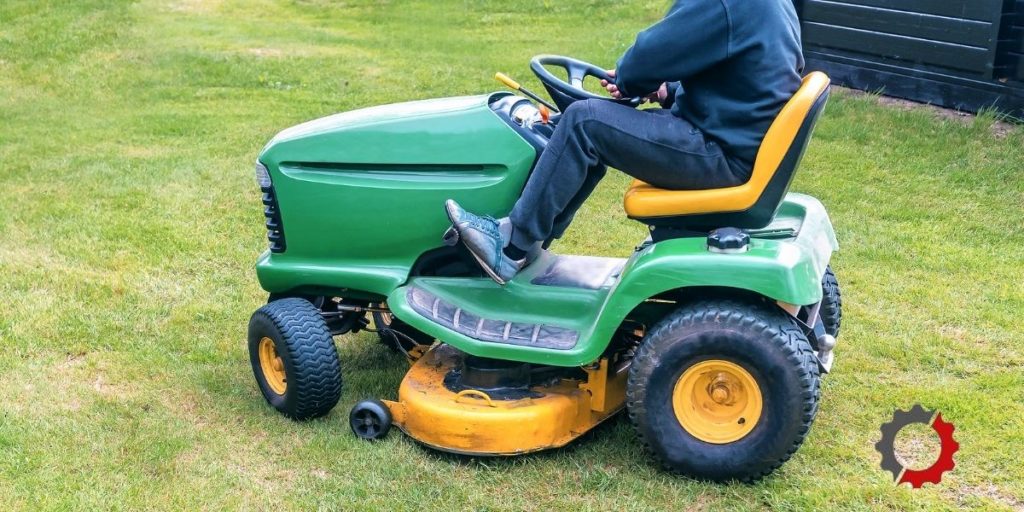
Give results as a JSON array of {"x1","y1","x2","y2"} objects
[
  {"x1": 627, "y1": 299, "x2": 820, "y2": 482},
  {"x1": 248, "y1": 298, "x2": 343, "y2": 420}
]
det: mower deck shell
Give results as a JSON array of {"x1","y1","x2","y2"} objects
[{"x1": 384, "y1": 344, "x2": 627, "y2": 455}]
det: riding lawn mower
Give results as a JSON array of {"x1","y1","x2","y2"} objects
[{"x1": 246, "y1": 55, "x2": 841, "y2": 481}]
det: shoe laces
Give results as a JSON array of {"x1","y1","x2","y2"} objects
[{"x1": 463, "y1": 211, "x2": 500, "y2": 238}]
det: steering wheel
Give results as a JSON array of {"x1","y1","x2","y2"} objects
[{"x1": 529, "y1": 55, "x2": 642, "y2": 112}]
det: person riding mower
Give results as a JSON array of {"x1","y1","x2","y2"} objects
[
  {"x1": 246, "y1": 0, "x2": 842, "y2": 482},
  {"x1": 447, "y1": 0, "x2": 807, "y2": 288}
]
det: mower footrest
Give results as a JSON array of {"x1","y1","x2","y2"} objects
[{"x1": 406, "y1": 286, "x2": 579, "y2": 350}]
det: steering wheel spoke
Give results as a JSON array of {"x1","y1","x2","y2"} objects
[{"x1": 567, "y1": 64, "x2": 586, "y2": 89}]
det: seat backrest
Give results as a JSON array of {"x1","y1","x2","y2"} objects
[
  {"x1": 738, "y1": 72, "x2": 831, "y2": 226},
  {"x1": 623, "y1": 72, "x2": 831, "y2": 232}
]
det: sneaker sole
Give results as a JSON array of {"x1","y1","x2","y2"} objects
[{"x1": 464, "y1": 243, "x2": 507, "y2": 285}]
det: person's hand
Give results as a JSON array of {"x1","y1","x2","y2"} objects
[
  {"x1": 600, "y1": 70, "x2": 623, "y2": 99},
  {"x1": 645, "y1": 83, "x2": 669, "y2": 105},
  {"x1": 601, "y1": 72, "x2": 669, "y2": 104}
]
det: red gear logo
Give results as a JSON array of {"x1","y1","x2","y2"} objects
[{"x1": 875, "y1": 404, "x2": 959, "y2": 488}]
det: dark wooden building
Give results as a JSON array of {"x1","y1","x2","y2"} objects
[{"x1": 796, "y1": 0, "x2": 1024, "y2": 118}]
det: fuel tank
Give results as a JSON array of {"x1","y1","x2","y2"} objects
[{"x1": 256, "y1": 94, "x2": 538, "y2": 298}]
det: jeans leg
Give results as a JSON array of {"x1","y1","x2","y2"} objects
[
  {"x1": 508, "y1": 99, "x2": 742, "y2": 249},
  {"x1": 549, "y1": 164, "x2": 606, "y2": 241},
  {"x1": 508, "y1": 100, "x2": 603, "y2": 249},
  {"x1": 582, "y1": 104, "x2": 742, "y2": 191}
]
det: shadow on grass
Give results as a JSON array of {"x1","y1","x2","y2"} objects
[{"x1": 398, "y1": 412, "x2": 678, "y2": 476}]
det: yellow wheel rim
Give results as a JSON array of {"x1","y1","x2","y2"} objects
[
  {"x1": 258, "y1": 337, "x2": 287, "y2": 395},
  {"x1": 672, "y1": 360, "x2": 762, "y2": 444}
]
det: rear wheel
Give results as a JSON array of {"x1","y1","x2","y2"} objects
[
  {"x1": 820, "y1": 266, "x2": 842, "y2": 337},
  {"x1": 248, "y1": 298, "x2": 343, "y2": 420},
  {"x1": 627, "y1": 299, "x2": 820, "y2": 482}
]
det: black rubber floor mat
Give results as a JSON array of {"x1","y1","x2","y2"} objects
[{"x1": 530, "y1": 255, "x2": 624, "y2": 290}]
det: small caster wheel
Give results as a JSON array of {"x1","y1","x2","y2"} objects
[{"x1": 349, "y1": 399, "x2": 392, "y2": 440}]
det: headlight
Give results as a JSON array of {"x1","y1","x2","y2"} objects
[
  {"x1": 254, "y1": 161, "x2": 272, "y2": 189},
  {"x1": 510, "y1": 102, "x2": 540, "y2": 127}
]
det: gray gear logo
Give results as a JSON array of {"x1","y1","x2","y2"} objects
[{"x1": 875, "y1": 404, "x2": 959, "y2": 488}]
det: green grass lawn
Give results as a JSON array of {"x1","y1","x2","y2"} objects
[{"x1": 2, "y1": 0, "x2": 1023, "y2": 510}]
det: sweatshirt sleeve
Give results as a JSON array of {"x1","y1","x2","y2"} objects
[
  {"x1": 615, "y1": 0, "x2": 732, "y2": 97},
  {"x1": 660, "y1": 81, "x2": 681, "y2": 109}
]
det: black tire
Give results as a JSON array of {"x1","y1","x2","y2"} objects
[
  {"x1": 268, "y1": 292, "x2": 323, "y2": 307},
  {"x1": 269, "y1": 294, "x2": 367, "y2": 335},
  {"x1": 820, "y1": 266, "x2": 842, "y2": 338},
  {"x1": 372, "y1": 309, "x2": 434, "y2": 351},
  {"x1": 350, "y1": 399, "x2": 392, "y2": 440},
  {"x1": 627, "y1": 299, "x2": 820, "y2": 482},
  {"x1": 248, "y1": 298, "x2": 343, "y2": 420}
]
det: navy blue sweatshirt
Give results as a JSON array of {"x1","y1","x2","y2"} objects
[{"x1": 615, "y1": 0, "x2": 804, "y2": 176}]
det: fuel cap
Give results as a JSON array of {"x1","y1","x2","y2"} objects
[{"x1": 707, "y1": 227, "x2": 750, "y2": 254}]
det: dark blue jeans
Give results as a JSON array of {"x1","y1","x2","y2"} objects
[{"x1": 509, "y1": 99, "x2": 749, "y2": 249}]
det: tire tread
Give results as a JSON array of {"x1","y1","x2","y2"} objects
[
  {"x1": 821, "y1": 265, "x2": 842, "y2": 337},
  {"x1": 250, "y1": 298, "x2": 342, "y2": 420}
]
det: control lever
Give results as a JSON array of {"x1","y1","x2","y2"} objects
[{"x1": 494, "y1": 72, "x2": 559, "y2": 113}]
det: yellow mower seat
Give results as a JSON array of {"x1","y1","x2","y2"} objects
[{"x1": 623, "y1": 72, "x2": 831, "y2": 230}]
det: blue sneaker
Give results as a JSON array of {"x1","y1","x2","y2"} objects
[{"x1": 445, "y1": 200, "x2": 525, "y2": 285}]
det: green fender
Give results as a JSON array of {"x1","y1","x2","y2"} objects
[
  {"x1": 584, "y1": 193, "x2": 839, "y2": 363},
  {"x1": 616, "y1": 194, "x2": 836, "y2": 305}
]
